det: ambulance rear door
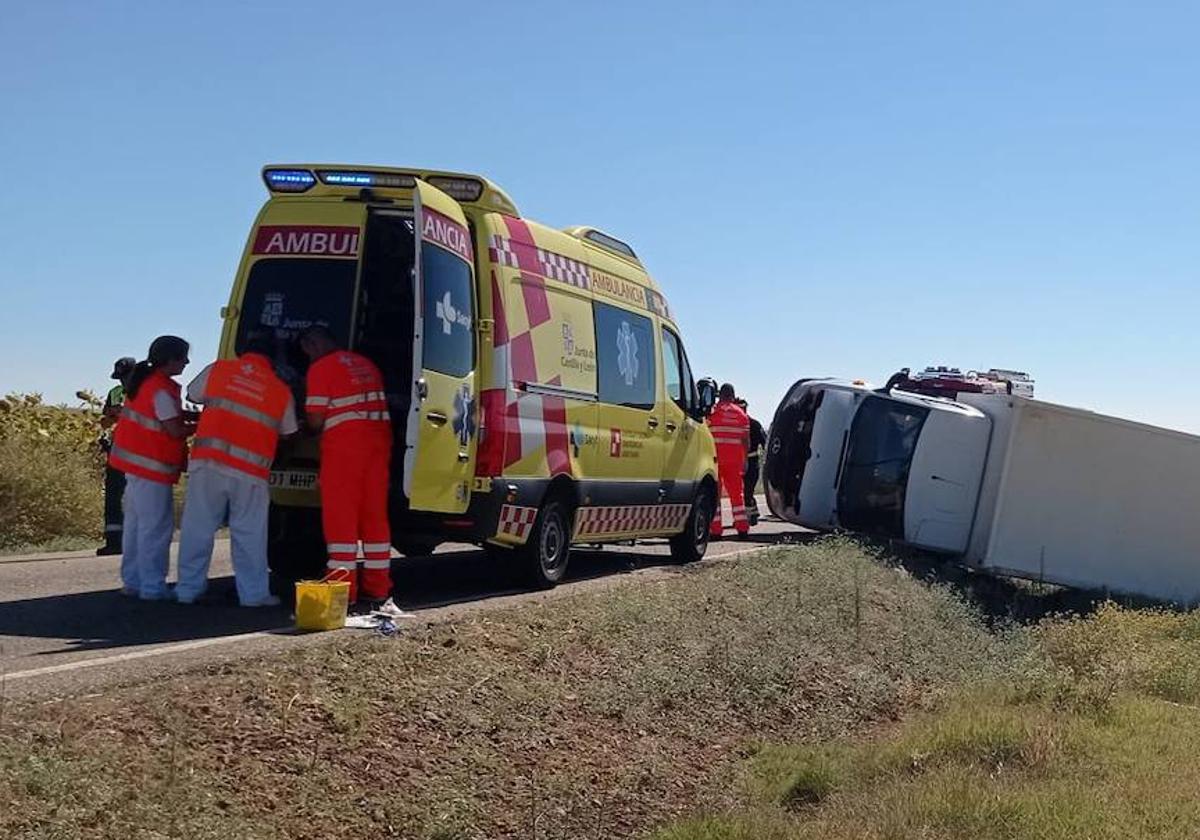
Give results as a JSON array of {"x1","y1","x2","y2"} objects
[{"x1": 406, "y1": 181, "x2": 479, "y2": 513}]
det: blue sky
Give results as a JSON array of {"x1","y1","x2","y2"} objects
[{"x1": 1, "y1": 1, "x2": 1197, "y2": 433}]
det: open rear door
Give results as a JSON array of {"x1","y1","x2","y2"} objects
[{"x1": 405, "y1": 180, "x2": 478, "y2": 513}]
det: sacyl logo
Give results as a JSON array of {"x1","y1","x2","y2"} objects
[{"x1": 436, "y1": 291, "x2": 471, "y2": 335}]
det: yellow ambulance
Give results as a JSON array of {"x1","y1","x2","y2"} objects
[{"x1": 218, "y1": 165, "x2": 718, "y2": 586}]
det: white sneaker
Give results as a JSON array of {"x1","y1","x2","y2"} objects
[
  {"x1": 373, "y1": 598, "x2": 416, "y2": 619},
  {"x1": 240, "y1": 595, "x2": 282, "y2": 608}
]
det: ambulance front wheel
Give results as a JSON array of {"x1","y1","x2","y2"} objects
[
  {"x1": 520, "y1": 497, "x2": 573, "y2": 589},
  {"x1": 670, "y1": 486, "x2": 715, "y2": 564}
]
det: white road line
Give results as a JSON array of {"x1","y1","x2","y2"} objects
[{"x1": 4, "y1": 627, "x2": 296, "y2": 682}]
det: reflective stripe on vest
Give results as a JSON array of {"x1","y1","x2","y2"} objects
[
  {"x1": 192, "y1": 437, "x2": 273, "y2": 470},
  {"x1": 121, "y1": 406, "x2": 164, "y2": 432},
  {"x1": 324, "y1": 409, "x2": 390, "y2": 431},
  {"x1": 203, "y1": 396, "x2": 282, "y2": 432},
  {"x1": 190, "y1": 355, "x2": 289, "y2": 480},
  {"x1": 108, "y1": 371, "x2": 185, "y2": 484},
  {"x1": 109, "y1": 443, "x2": 179, "y2": 476}
]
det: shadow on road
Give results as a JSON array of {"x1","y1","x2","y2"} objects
[{"x1": 0, "y1": 528, "x2": 812, "y2": 656}]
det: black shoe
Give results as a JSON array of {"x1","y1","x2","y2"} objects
[
  {"x1": 737, "y1": 532, "x2": 751, "y2": 542},
  {"x1": 96, "y1": 544, "x2": 122, "y2": 556}
]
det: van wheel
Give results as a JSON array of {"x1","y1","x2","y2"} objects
[
  {"x1": 670, "y1": 487, "x2": 714, "y2": 564},
  {"x1": 520, "y1": 498, "x2": 573, "y2": 589}
]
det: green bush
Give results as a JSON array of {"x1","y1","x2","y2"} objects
[{"x1": 0, "y1": 393, "x2": 104, "y2": 550}]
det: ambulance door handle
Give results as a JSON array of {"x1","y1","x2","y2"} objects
[
  {"x1": 426, "y1": 411, "x2": 448, "y2": 426},
  {"x1": 458, "y1": 451, "x2": 470, "y2": 462},
  {"x1": 665, "y1": 421, "x2": 678, "y2": 433},
  {"x1": 647, "y1": 417, "x2": 660, "y2": 429}
]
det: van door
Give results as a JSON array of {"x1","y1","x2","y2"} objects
[
  {"x1": 405, "y1": 181, "x2": 478, "y2": 513},
  {"x1": 660, "y1": 326, "x2": 704, "y2": 502}
]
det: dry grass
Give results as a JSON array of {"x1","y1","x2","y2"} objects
[
  {"x1": 0, "y1": 539, "x2": 1022, "y2": 839},
  {"x1": 657, "y1": 602, "x2": 1200, "y2": 840}
]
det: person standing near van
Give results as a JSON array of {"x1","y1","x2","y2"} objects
[
  {"x1": 96, "y1": 356, "x2": 135, "y2": 556},
  {"x1": 298, "y1": 326, "x2": 395, "y2": 608},
  {"x1": 108, "y1": 336, "x2": 193, "y2": 599},
  {"x1": 175, "y1": 333, "x2": 297, "y2": 607},
  {"x1": 737, "y1": 399, "x2": 767, "y2": 526},
  {"x1": 707, "y1": 383, "x2": 751, "y2": 539}
]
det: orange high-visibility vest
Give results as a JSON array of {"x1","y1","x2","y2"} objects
[
  {"x1": 304, "y1": 351, "x2": 391, "y2": 448},
  {"x1": 707, "y1": 400, "x2": 750, "y2": 455},
  {"x1": 108, "y1": 370, "x2": 187, "y2": 484},
  {"x1": 190, "y1": 353, "x2": 290, "y2": 480}
]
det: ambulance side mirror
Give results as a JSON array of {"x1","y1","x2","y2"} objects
[{"x1": 695, "y1": 378, "x2": 717, "y2": 419}]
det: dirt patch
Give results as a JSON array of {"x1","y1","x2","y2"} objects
[{"x1": 0, "y1": 539, "x2": 1026, "y2": 839}]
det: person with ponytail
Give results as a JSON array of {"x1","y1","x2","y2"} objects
[{"x1": 108, "y1": 335, "x2": 193, "y2": 600}]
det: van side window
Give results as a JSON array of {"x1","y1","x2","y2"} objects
[
  {"x1": 595, "y1": 302, "x2": 656, "y2": 410},
  {"x1": 661, "y1": 327, "x2": 692, "y2": 413},
  {"x1": 421, "y1": 244, "x2": 474, "y2": 377}
]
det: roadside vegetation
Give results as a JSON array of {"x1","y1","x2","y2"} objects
[
  {"x1": 0, "y1": 392, "x2": 104, "y2": 552},
  {"x1": 0, "y1": 540, "x2": 1025, "y2": 839},
  {"x1": 4, "y1": 540, "x2": 1199, "y2": 839},
  {"x1": 656, "y1": 603, "x2": 1200, "y2": 840}
]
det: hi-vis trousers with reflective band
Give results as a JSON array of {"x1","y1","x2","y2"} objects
[
  {"x1": 711, "y1": 449, "x2": 750, "y2": 536},
  {"x1": 321, "y1": 434, "x2": 392, "y2": 602}
]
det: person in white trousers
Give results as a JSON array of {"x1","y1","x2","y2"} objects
[
  {"x1": 175, "y1": 336, "x2": 298, "y2": 607},
  {"x1": 109, "y1": 336, "x2": 193, "y2": 601}
]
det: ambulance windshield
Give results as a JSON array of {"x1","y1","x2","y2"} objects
[{"x1": 234, "y1": 258, "x2": 358, "y2": 394}]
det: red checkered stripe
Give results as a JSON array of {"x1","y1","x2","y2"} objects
[
  {"x1": 573, "y1": 504, "x2": 692, "y2": 540},
  {"x1": 536, "y1": 247, "x2": 591, "y2": 289},
  {"x1": 496, "y1": 504, "x2": 538, "y2": 544},
  {"x1": 488, "y1": 234, "x2": 519, "y2": 268},
  {"x1": 492, "y1": 217, "x2": 573, "y2": 476}
]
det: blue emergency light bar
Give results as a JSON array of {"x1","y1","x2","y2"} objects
[
  {"x1": 317, "y1": 170, "x2": 417, "y2": 189},
  {"x1": 263, "y1": 168, "x2": 316, "y2": 193}
]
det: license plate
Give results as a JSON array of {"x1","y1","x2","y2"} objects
[{"x1": 269, "y1": 470, "x2": 319, "y2": 490}]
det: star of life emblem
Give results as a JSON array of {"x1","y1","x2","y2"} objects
[{"x1": 616, "y1": 321, "x2": 638, "y2": 387}]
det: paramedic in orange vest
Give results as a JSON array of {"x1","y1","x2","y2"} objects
[
  {"x1": 707, "y1": 382, "x2": 752, "y2": 539},
  {"x1": 299, "y1": 325, "x2": 394, "y2": 607},
  {"x1": 175, "y1": 333, "x2": 298, "y2": 607},
  {"x1": 107, "y1": 335, "x2": 193, "y2": 600}
]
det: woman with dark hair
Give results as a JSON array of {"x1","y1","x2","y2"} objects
[{"x1": 108, "y1": 335, "x2": 193, "y2": 600}]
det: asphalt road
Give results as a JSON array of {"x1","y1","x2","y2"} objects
[{"x1": 0, "y1": 502, "x2": 810, "y2": 699}]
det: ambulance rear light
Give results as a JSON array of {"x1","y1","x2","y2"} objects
[
  {"x1": 425, "y1": 176, "x2": 484, "y2": 202},
  {"x1": 317, "y1": 170, "x2": 417, "y2": 189},
  {"x1": 263, "y1": 169, "x2": 317, "y2": 193}
]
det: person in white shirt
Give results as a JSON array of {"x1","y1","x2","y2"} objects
[
  {"x1": 175, "y1": 333, "x2": 299, "y2": 606},
  {"x1": 109, "y1": 336, "x2": 193, "y2": 600}
]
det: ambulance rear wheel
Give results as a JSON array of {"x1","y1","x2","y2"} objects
[
  {"x1": 521, "y1": 498, "x2": 572, "y2": 589},
  {"x1": 670, "y1": 487, "x2": 715, "y2": 564}
]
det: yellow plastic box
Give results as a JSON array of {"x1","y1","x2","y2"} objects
[{"x1": 294, "y1": 580, "x2": 350, "y2": 631}]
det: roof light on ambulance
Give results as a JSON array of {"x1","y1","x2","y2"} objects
[
  {"x1": 425, "y1": 176, "x2": 484, "y2": 202},
  {"x1": 263, "y1": 168, "x2": 316, "y2": 193},
  {"x1": 317, "y1": 170, "x2": 417, "y2": 189}
]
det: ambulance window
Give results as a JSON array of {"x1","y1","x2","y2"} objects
[
  {"x1": 236, "y1": 258, "x2": 357, "y2": 392},
  {"x1": 662, "y1": 329, "x2": 683, "y2": 404},
  {"x1": 662, "y1": 328, "x2": 697, "y2": 414},
  {"x1": 595, "y1": 303, "x2": 656, "y2": 410},
  {"x1": 421, "y1": 244, "x2": 474, "y2": 377}
]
